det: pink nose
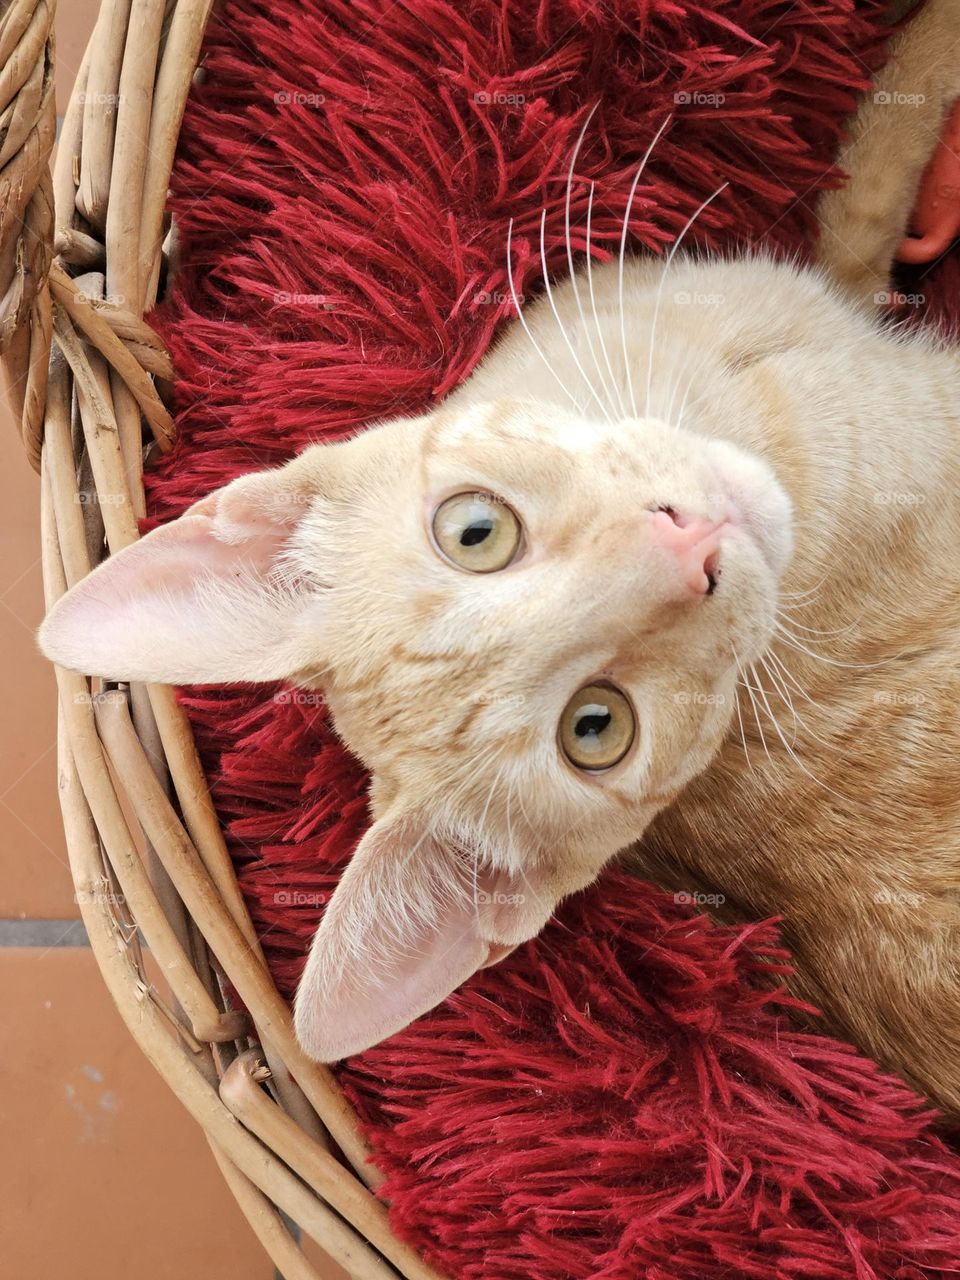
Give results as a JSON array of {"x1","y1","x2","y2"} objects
[{"x1": 650, "y1": 508, "x2": 722, "y2": 595}]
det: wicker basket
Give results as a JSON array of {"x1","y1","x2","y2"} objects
[{"x1": 2, "y1": 2, "x2": 443, "y2": 1276}]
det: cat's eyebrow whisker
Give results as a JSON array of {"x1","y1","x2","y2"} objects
[
  {"x1": 506, "y1": 217, "x2": 583, "y2": 413},
  {"x1": 585, "y1": 181, "x2": 627, "y2": 417},
  {"x1": 618, "y1": 114, "x2": 672, "y2": 419},
  {"x1": 645, "y1": 179, "x2": 729, "y2": 423},
  {"x1": 563, "y1": 105, "x2": 619, "y2": 419},
  {"x1": 538, "y1": 208, "x2": 613, "y2": 423}
]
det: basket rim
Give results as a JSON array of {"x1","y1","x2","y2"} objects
[{"x1": 18, "y1": 2, "x2": 446, "y2": 1276}]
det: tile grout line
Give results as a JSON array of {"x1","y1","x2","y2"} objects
[{"x1": 0, "y1": 918, "x2": 90, "y2": 946}]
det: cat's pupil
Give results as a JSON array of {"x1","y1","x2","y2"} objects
[
  {"x1": 461, "y1": 519, "x2": 493, "y2": 547},
  {"x1": 576, "y1": 709, "x2": 612, "y2": 739}
]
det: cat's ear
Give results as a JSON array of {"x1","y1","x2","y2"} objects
[
  {"x1": 39, "y1": 452, "x2": 330, "y2": 684},
  {"x1": 294, "y1": 813, "x2": 559, "y2": 1061}
]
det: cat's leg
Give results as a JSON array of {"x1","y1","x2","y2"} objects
[{"x1": 816, "y1": 0, "x2": 960, "y2": 305}]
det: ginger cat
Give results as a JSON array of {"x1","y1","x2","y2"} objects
[
  {"x1": 39, "y1": 2, "x2": 960, "y2": 1115},
  {"x1": 40, "y1": 243, "x2": 960, "y2": 1114}
]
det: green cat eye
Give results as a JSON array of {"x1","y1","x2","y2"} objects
[
  {"x1": 432, "y1": 492, "x2": 521, "y2": 572},
  {"x1": 560, "y1": 683, "x2": 635, "y2": 771}
]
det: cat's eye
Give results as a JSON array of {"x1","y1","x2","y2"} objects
[
  {"x1": 560, "y1": 683, "x2": 635, "y2": 771},
  {"x1": 432, "y1": 492, "x2": 521, "y2": 572}
]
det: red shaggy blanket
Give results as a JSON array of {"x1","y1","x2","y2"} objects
[{"x1": 146, "y1": 1, "x2": 960, "y2": 1276}]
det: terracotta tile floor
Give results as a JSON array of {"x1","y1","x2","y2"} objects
[
  {"x1": 0, "y1": 5, "x2": 348, "y2": 1277},
  {"x1": 1, "y1": 950, "x2": 267, "y2": 1280}
]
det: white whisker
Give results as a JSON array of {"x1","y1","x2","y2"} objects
[
  {"x1": 506, "y1": 218, "x2": 582, "y2": 411},
  {"x1": 585, "y1": 181, "x2": 627, "y2": 416},
  {"x1": 762, "y1": 651, "x2": 836, "y2": 752},
  {"x1": 749, "y1": 662, "x2": 847, "y2": 801},
  {"x1": 775, "y1": 607, "x2": 862, "y2": 639},
  {"x1": 764, "y1": 645, "x2": 824, "y2": 711},
  {"x1": 563, "y1": 104, "x2": 618, "y2": 417},
  {"x1": 644, "y1": 181, "x2": 729, "y2": 421},
  {"x1": 539, "y1": 208, "x2": 612, "y2": 421},
  {"x1": 774, "y1": 619, "x2": 897, "y2": 670},
  {"x1": 619, "y1": 115, "x2": 672, "y2": 418},
  {"x1": 758, "y1": 653, "x2": 799, "y2": 747},
  {"x1": 729, "y1": 646, "x2": 754, "y2": 771}
]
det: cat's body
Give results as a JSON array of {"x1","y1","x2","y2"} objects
[
  {"x1": 42, "y1": 243, "x2": 960, "y2": 1115},
  {"x1": 459, "y1": 253, "x2": 960, "y2": 1113},
  {"x1": 37, "y1": 0, "x2": 960, "y2": 1123}
]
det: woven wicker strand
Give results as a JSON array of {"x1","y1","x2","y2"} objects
[
  {"x1": 10, "y1": 1, "x2": 448, "y2": 1275},
  {"x1": 0, "y1": 0, "x2": 56, "y2": 467}
]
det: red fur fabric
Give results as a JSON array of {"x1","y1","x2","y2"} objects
[{"x1": 146, "y1": 1, "x2": 960, "y2": 1275}]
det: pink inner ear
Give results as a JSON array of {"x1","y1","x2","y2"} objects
[
  {"x1": 127, "y1": 512, "x2": 283, "y2": 589},
  {"x1": 39, "y1": 489, "x2": 306, "y2": 684},
  {"x1": 298, "y1": 892, "x2": 492, "y2": 1063},
  {"x1": 293, "y1": 819, "x2": 554, "y2": 1063}
]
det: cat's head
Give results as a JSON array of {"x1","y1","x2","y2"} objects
[{"x1": 40, "y1": 398, "x2": 791, "y2": 1058}]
